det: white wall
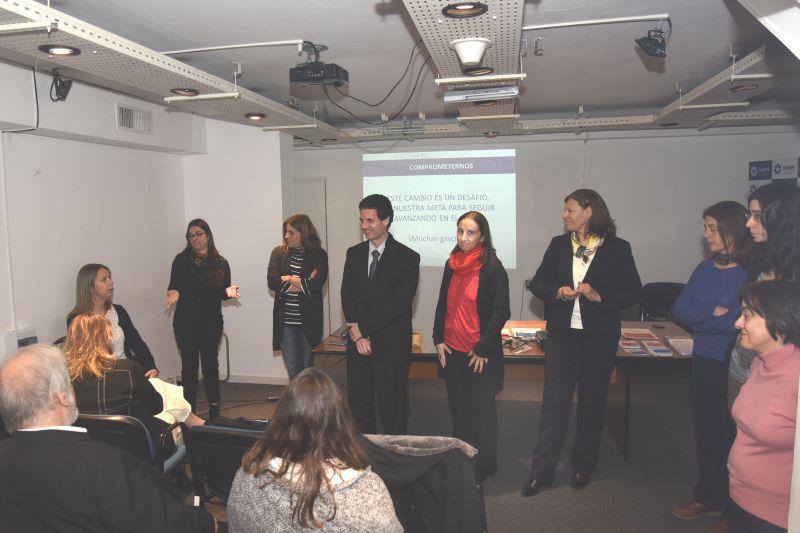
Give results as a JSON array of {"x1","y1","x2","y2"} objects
[
  {"x1": 0, "y1": 133, "x2": 186, "y2": 375},
  {"x1": 0, "y1": 61, "x2": 204, "y2": 154},
  {"x1": 294, "y1": 126, "x2": 800, "y2": 334},
  {"x1": 183, "y1": 124, "x2": 289, "y2": 384}
]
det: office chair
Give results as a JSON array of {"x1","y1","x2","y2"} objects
[
  {"x1": 185, "y1": 424, "x2": 263, "y2": 504},
  {"x1": 74, "y1": 413, "x2": 187, "y2": 475},
  {"x1": 640, "y1": 282, "x2": 685, "y2": 321}
]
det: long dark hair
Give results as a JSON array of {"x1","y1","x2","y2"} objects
[
  {"x1": 451, "y1": 211, "x2": 498, "y2": 266},
  {"x1": 763, "y1": 191, "x2": 800, "y2": 281},
  {"x1": 564, "y1": 189, "x2": 616, "y2": 237},
  {"x1": 702, "y1": 201, "x2": 752, "y2": 264},
  {"x1": 740, "y1": 280, "x2": 800, "y2": 347},
  {"x1": 241, "y1": 368, "x2": 367, "y2": 528},
  {"x1": 182, "y1": 218, "x2": 225, "y2": 285},
  {"x1": 282, "y1": 214, "x2": 322, "y2": 254},
  {"x1": 746, "y1": 182, "x2": 800, "y2": 277}
]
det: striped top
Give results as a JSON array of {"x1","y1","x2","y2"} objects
[{"x1": 283, "y1": 247, "x2": 305, "y2": 325}]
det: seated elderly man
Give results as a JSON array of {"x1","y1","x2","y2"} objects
[{"x1": 0, "y1": 343, "x2": 215, "y2": 533}]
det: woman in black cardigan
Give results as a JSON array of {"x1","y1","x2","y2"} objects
[
  {"x1": 433, "y1": 211, "x2": 510, "y2": 482},
  {"x1": 267, "y1": 214, "x2": 329, "y2": 380},
  {"x1": 166, "y1": 218, "x2": 239, "y2": 420},
  {"x1": 67, "y1": 263, "x2": 157, "y2": 376},
  {"x1": 522, "y1": 189, "x2": 641, "y2": 497}
]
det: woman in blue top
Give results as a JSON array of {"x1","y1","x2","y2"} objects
[{"x1": 671, "y1": 201, "x2": 751, "y2": 522}]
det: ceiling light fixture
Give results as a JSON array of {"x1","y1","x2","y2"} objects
[
  {"x1": 245, "y1": 112, "x2": 266, "y2": 121},
  {"x1": 170, "y1": 88, "x2": 199, "y2": 97},
  {"x1": 38, "y1": 44, "x2": 81, "y2": 56},
  {"x1": 462, "y1": 65, "x2": 494, "y2": 76},
  {"x1": 635, "y1": 30, "x2": 667, "y2": 57},
  {"x1": 659, "y1": 122, "x2": 678, "y2": 127},
  {"x1": 163, "y1": 92, "x2": 240, "y2": 103},
  {"x1": 635, "y1": 20, "x2": 671, "y2": 58},
  {"x1": 321, "y1": 138, "x2": 338, "y2": 143},
  {"x1": 442, "y1": 2, "x2": 488, "y2": 18},
  {"x1": 729, "y1": 84, "x2": 759, "y2": 94},
  {"x1": 450, "y1": 37, "x2": 492, "y2": 67}
]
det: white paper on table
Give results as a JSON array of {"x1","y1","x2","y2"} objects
[{"x1": 665, "y1": 337, "x2": 693, "y2": 356}]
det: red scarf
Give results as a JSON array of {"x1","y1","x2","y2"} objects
[{"x1": 448, "y1": 244, "x2": 483, "y2": 275}]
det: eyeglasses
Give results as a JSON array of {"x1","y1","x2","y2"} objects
[
  {"x1": 188, "y1": 231, "x2": 206, "y2": 239},
  {"x1": 746, "y1": 211, "x2": 762, "y2": 223}
]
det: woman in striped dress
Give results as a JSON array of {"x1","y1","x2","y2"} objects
[{"x1": 268, "y1": 215, "x2": 329, "y2": 380}]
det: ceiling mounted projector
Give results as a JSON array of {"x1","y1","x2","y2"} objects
[{"x1": 443, "y1": 86, "x2": 519, "y2": 103}]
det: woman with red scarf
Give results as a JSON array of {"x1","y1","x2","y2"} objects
[{"x1": 433, "y1": 211, "x2": 510, "y2": 482}]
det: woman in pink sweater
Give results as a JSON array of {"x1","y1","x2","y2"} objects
[{"x1": 728, "y1": 280, "x2": 800, "y2": 532}]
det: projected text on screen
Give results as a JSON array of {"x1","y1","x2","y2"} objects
[{"x1": 363, "y1": 149, "x2": 516, "y2": 268}]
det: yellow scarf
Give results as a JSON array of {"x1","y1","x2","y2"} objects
[{"x1": 571, "y1": 232, "x2": 604, "y2": 263}]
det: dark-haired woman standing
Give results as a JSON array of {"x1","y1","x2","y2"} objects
[
  {"x1": 522, "y1": 189, "x2": 642, "y2": 496},
  {"x1": 728, "y1": 281, "x2": 800, "y2": 532},
  {"x1": 166, "y1": 218, "x2": 239, "y2": 420},
  {"x1": 671, "y1": 201, "x2": 750, "y2": 522},
  {"x1": 267, "y1": 214, "x2": 329, "y2": 380},
  {"x1": 433, "y1": 211, "x2": 510, "y2": 482}
]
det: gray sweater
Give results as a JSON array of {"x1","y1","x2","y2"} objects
[{"x1": 228, "y1": 464, "x2": 402, "y2": 533}]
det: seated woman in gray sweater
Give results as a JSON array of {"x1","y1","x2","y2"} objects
[{"x1": 228, "y1": 368, "x2": 401, "y2": 533}]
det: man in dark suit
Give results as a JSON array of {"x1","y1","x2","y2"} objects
[
  {"x1": 0, "y1": 344, "x2": 214, "y2": 533},
  {"x1": 341, "y1": 194, "x2": 420, "y2": 435}
]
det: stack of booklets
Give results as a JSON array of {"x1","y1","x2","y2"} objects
[{"x1": 619, "y1": 339, "x2": 673, "y2": 356}]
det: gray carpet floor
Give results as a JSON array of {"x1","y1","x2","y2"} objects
[{"x1": 200, "y1": 359, "x2": 716, "y2": 533}]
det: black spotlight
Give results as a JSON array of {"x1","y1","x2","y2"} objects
[
  {"x1": 635, "y1": 29, "x2": 667, "y2": 58},
  {"x1": 50, "y1": 70, "x2": 72, "y2": 102}
]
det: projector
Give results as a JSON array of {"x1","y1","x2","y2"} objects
[
  {"x1": 290, "y1": 61, "x2": 349, "y2": 87},
  {"x1": 443, "y1": 86, "x2": 519, "y2": 103}
]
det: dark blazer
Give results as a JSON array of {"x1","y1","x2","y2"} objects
[
  {"x1": 433, "y1": 257, "x2": 510, "y2": 393},
  {"x1": 341, "y1": 233, "x2": 420, "y2": 363},
  {"x1": 0, "y1": 429, "x2": 213, "y2": 532},
  {"x1": 67, "y1": 304, "x2": 157, "y2": 372},
  {"x1": 267, "y1": 246, "x2": 329, "y2": 350},
  {"x1": 529, "y1": 234, "x2": 642, "y2": 337}
]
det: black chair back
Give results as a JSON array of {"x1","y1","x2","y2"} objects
[
  {"x1": 185, "y1": 424, "x2": 263, "y2": 503},
  {"x1": 74, "y1": 414, "x2": 156, "y2": 466},
  {"x1": 640, "y1": 282, "x2": 685, "y2": 321}
]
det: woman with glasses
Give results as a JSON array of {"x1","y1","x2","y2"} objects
[
  {"x1": 522, "y1": 189, "x2": 642, "y2": 497},
  {"x1": 671, "y1": 201, "x2": 751, "y2": 522},
  {"x1": 728, "y1": 280, "x2": 800, "y2": 532},
  {"x1": 165, "y1": 218, "x2": 239, "y2": 420},
  {"x1": 729, "y1": 183, "x2": 800, "y2": 406},
  {"x1": 267, "y1": 214, "x2": 329, "y2": 380}
]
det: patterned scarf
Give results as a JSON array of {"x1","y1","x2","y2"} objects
[{"x1": 571, "y1": 232, "x2": 604, "y2": 263}]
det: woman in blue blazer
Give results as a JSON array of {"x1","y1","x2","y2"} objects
[{"x1": 522, "y1": 189, "x2": 642, "y2": 496}]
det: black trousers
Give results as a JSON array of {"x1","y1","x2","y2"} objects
[
  {"x1": 728, "y1": 501, "x2": 786, "y2": 533},
  {"x1": 175, "y1": 317, "x2": 222, "y2": 410},
  {"x1": 691, "y1": 355, "x2": 732, "y2": 509},
  {"x1": 530, "y1": 328, "x2": 618, "y2": 481},
  {"x1": 443, "y1": 349, "x2": 498, "y2": 482},
  {"x1": 347, "y1": 351, "x2": 410, "y2": 435}
]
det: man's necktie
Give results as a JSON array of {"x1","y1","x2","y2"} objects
[{"x1": 368, "y1": 250, "x2": 380, "y2": 282}]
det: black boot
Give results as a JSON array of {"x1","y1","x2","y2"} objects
[{"x1": 208, "y1": 402, "x2": 220, "y2": 422}]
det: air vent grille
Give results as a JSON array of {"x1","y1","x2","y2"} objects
[{"x1": 116, "y1": 104, "x2": 152, "y2": 134}]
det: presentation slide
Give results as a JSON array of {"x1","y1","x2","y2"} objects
[{"x1": 363, "y1": 149, "x2": 516, "y2": 268}]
